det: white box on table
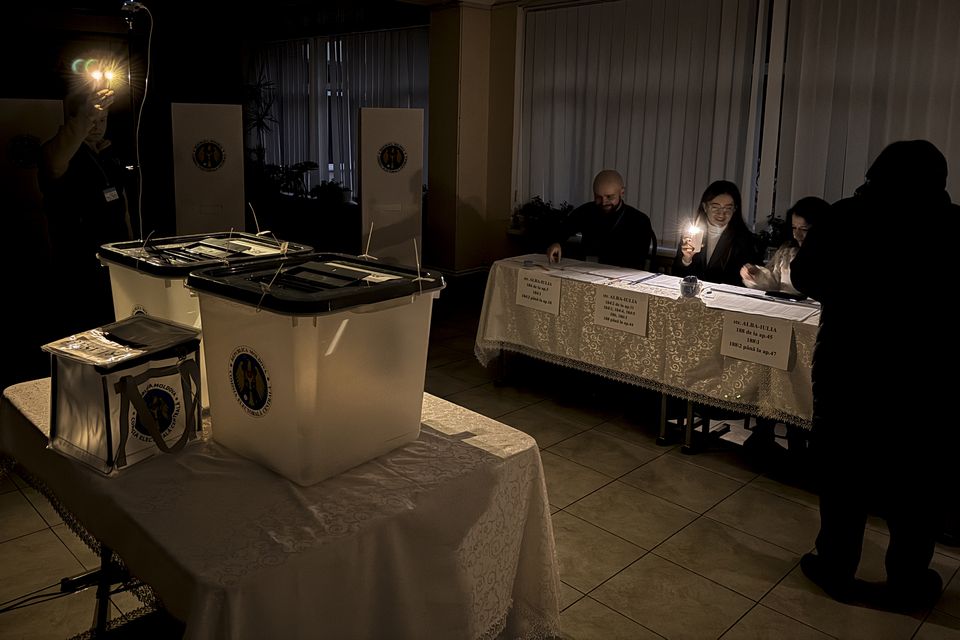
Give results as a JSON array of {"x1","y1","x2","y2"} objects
[
  {"x1": 186, "y1": 253, "x2": 445, "y2": 485},
  {"x1": 98, "y1": 232, "x2": 312, "y2": 407}
]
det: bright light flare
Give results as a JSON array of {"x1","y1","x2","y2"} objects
[{"x1": 71, "y1": 57, "x2": 127, "y2": 90}]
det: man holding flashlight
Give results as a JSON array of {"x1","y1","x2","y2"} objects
[{"x1": 39, "y1": 77, "x2": 133, "y2": 337}]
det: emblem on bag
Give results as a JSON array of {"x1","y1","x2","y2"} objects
[
  {"x1": 130, "y1": 383, "x2": 181, "y2": 443},
  {"x1": 230, "y1": 346, "x2": 271, "y2": 416}
]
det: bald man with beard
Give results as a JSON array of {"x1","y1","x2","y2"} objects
[{"x1": 546, "y1": 169, "x2": 655, "y2": 270}]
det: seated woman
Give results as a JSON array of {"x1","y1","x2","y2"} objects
[
  {"x1": 741, "y1": 196, "x2": 830, "y2": 294},
  {"x1": 673, "y1": 180, "x2": 758, "y2": 286}
]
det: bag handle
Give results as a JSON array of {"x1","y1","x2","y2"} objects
[{"x1": 115, "y1": 358, "x2": 201, "y2": 468}]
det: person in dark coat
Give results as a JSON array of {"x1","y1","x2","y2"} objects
[
  {"x1": 546, "y1": 169, "x2": 655, "y2": 270},
  {"x1": 673, "y1": 180, "x2": 758, "y2": 286},
  {"x1": 39, "y1": 81, "x2": 133, "y2": 338},
  {"x1": 791, "y1": 139, "x2": 958, "y2": 611}
]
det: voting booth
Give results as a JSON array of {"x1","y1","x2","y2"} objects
[{"x1": 187, "y1": 253, "x2": 444, "y2": 485}]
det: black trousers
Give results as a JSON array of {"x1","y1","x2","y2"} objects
[{"x1": 812, "y1": 415, "x2": 945, "y2": 585}]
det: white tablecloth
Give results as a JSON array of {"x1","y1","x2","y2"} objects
[
  {"x1": 476, "y1": 256, "x2": 818, "y2": 427},
  {"x1": 0, "y1": 378, "x2": 560, "y2": 640}
]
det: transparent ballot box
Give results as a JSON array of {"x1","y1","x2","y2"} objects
[{"x1": 186, "y1": 253, "x2": 445, "y2": 485}]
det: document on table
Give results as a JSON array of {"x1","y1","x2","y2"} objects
[
  {"x1": 703, "y1": 291, "x2": 819, "y2": 321},
  {"x1": 642, "y1": 274, "x2": 683, "y2": 290},
  {"x1": 559, "y1": 270, "x2": 619, "y2": 284}
]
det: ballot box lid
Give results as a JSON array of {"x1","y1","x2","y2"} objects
[
  {"x1": 186, "y1": 253, "x2": 445, "y2": 315},
  {"x1": 98, "y1": 232, "x2": 313, "y2": 277}
]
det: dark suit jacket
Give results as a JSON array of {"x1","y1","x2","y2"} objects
[{"x1": 555, "y1": 202, "x2": 655, "y2": 270}]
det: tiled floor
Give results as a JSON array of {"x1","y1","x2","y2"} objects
[{"x1": 2, "y1": 272, "x2": 959, "y2": 639}]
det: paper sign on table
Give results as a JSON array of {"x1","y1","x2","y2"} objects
[
  {"x1": 593, "y1": 285, "x2": 649, "y2": 336},
  {"x1": 516, "y1": 270, "x2": 561, "y2": 315},
  {"x1": 720, "y1": 312, "x2": 792, "y2": 370}
]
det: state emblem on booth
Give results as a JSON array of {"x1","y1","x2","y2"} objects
[
  {"x1": 192, "y1": 139, "x2": 226, "y2": 171},
  {"x1": 377, "y1": 142, "x2": 407, "y2": 173}
]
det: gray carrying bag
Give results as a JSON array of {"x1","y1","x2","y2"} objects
[{"x1": 44, "y1": 315, "x2": 202, "y2": 475}]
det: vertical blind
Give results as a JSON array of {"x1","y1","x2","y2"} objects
[
  {"x1": 769, "y1": 0, "x2": 960, "y2": 215},
  {"x1": 517, "y1": 0, "x2": 760, "y2": 246},
  {"x1": 249, "y1": 27, "x2": 429, "y2": 196}
]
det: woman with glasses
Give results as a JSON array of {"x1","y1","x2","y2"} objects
[
  {"x1": 740, "y1": 196, "x2": 829, "y2": 295},
  {"x1": 673, "y1": 180, "x2": 758, "y2": 286}
]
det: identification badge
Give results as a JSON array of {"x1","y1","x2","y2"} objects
[{"x1": 103, "y1": 187, "x2": 120, "y2": 203}]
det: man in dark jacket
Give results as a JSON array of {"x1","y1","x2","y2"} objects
[
  {"x1": 791, "y1": 139, "x2": 958, "y2": 611},
  {"x1": 546, "y1": 170, "x2": 655, "y2": 270}
]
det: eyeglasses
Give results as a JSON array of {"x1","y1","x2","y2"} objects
[{"x1": 706, "y1": 203, "x2": 735, "y2": 214}]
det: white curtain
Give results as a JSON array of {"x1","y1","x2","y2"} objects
[
  {"x1": 250, "y1": 27, "x2": 429, "y2": 196},
  {"x1": 517, "y1": 0, "x2": 760, "y2": 246},
  {"x1": 769, "y1": 0, "x2": 960, "y2": 214}
]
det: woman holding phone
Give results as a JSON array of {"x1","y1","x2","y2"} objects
[{"x1": 672, "y1": 180, "x2": 757, "y2": 286}]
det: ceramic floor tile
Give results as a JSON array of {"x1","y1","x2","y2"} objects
[
  {"x1": 720, "y1": 604, "x2": 834, "y2": 639},
  {"x1": 937, "y1": 542, "x2": 960, "y2": 562},
  {"x1": 436, "y1": 332, "x2": 480, "y2": 356},
  {"x1": 654, "y1": 517, "x2": 801, "y2": 601},
  {"x1": 445, "y1": 382, "x2": 543, "y2": 419},
  {"x1": 706, "y1": 485, "x2": 820, "y2": 554},
  {"x1": 424, "y1": 369, "x2": 482, "y2": 398},
  {"x1": 51, "y1": 523, "x2": 99, "y2": 571},
  {"x1": 111, "y1": 589, "x2": 146, "y2": 615},
  {"x1": 432, "y1": 357, "x2": 498, "y2": 386},
  {"x1": 592, "y1": 553, "x2": 753, "y2": 639},
  {"x1": 0, "y1": 472, "x2": 17, "y2": 494},
  {"x1": 21, "y1": 485, "x2": 63, "y2": 527},
  {"x1": 565, "y1": 480, "x2": 697, "y2": 549},
  {"x1": 10, "y1": 472, "x2": 29, "y2": 489},
  {"x1": 620, "y1": 454, "x2": 744, "y2": 514},
  {"x1": 939, "y1": 562, "x2": 960, "y2": 619},
  {"x1": 540, "y1": 452, "x2": 611, "y2": 509},
  {"x1": 546, "y1": 430, "x2": 660, "y2": 478},
  {"x1": 559, "y1": 581, "x2": 584, "y2": 611},
  {"x1": 500, "y1": 405, "x2": 595, "y2": 449},
  {"x1": 593, "y1": 419, "x2": 671, "y2": 451},
  {"x1": 559, "y1": 596, "x2": 662, "y2": 640},
  {"x1": 551, "y1": 511, "x2": 644, "y2": 593},
  {"x1": 865, "y1": 513, "x2": 890, "y2": 536},
  {"x1": 748, "y1": 474, "x2": 819, "y2": 511},
  {"x1": 916, "y1": 610, "x2": 960, "y2": 639},
  {"x1": 428, "y1": 320, "x2": 472, "y2": 342},
  {"x1": 0, "y1": 587, "x2": 102, "y2": 640},
  {"x1": 0, "y1": 490, "x2": 48, "y2": 543},
  {"x1": 426, "y1": 344, "x2": 467, "y2": 369},
  {"x1": 665, "y1": 443, "x2": 763, "y2": 483},
  {"x1": 0, "y1": 529, "x2": 86, "y2": 604},
  {"x1": 761, "y1": 565, "x2": 925, "y2": 640},
  {"x1": 533, "y1": 396, "x2": 616, "y2": 429}
]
